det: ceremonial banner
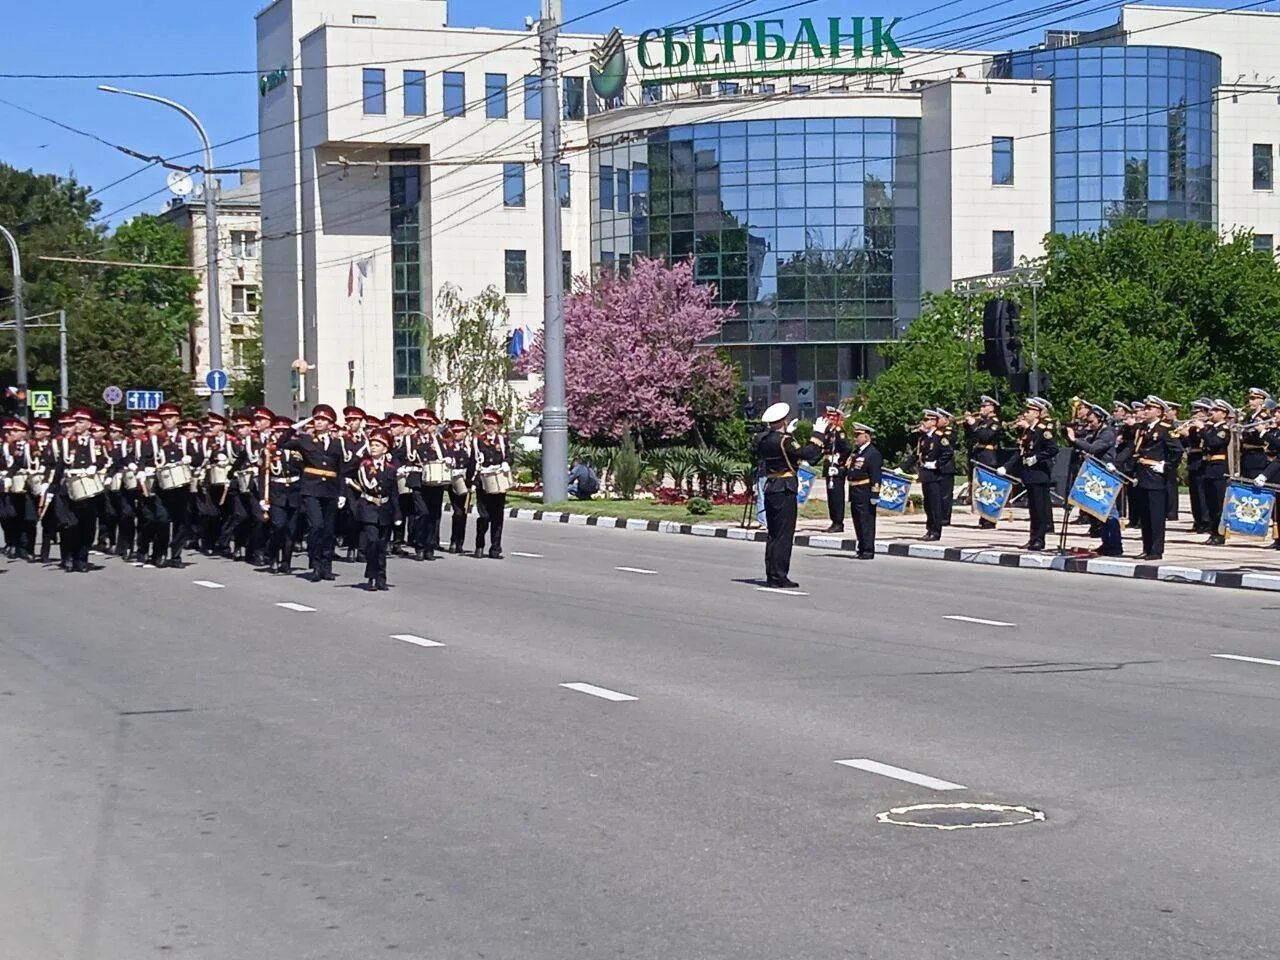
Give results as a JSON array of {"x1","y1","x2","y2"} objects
[
  {"x1": 972, "y1": 463, "x2": 1016, "y2": 523},
  {"x1": 876, "y1": 471, "x2": 912, "y2": 515},
  {"x1": 1067, "y1": 455, "x2": 1125, "y2": 523},
  {"x1": 796, "y1": 465, "x2": 817, "y2": 505},
  {"x1": 1220, "y1": 481, "x2": 1276, "y2": 541}
]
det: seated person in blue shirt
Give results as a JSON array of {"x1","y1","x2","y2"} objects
[{"x1": 567, "y1": 458, "x2": 599, "y2": 500}]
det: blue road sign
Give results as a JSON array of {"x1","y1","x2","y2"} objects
[
  {"x1": 205, "y1": 368, "x2": 229, "y2": 392},
  {"x1": 125, "y1": 390, "x2": 165, "y2": 412}
]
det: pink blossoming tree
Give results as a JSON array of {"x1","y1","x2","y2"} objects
[{"x1": 519, "y1": 256, "x2": 738, "y2": 442}]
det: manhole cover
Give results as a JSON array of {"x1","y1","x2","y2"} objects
[{"x1": 877, "y1": 802, "x2": 1046, "y2": 830}]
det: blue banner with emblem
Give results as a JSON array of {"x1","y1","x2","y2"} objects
[
  {"x1": 1067, "y1": 455, "x2": 1126, "y2": 523},
  {"x1": 972, "y1": 463, "x2": 1017, "y2": 522},
  {"x1": 875, "y1": 471, "x2": 912, "y2": 515},
  {"x1": 1220, "y1": 480, "x2": 1277, "y2": 541},
  {"x1": 796, "y1": 465, "x2": 817, "y2": 505}
]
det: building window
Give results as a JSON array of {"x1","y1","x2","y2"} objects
[
  {"x1": 563, "y1": 76, "x2": 585, "y2": 120},
  {"x1": 718, "y1": 81, "x2": 739, "y2": 95},
  {"x1": 362, "y1": 68, "x2": 386, "y2": 115},
  {"x1": 559, "y1": 163, "x2": 571, "y2": 207},
  {"x1": 1254, "y1": 234, "x2": 1274, "y2": 252},
  {"x1": 524, "y1": 75, "x2": 542, "y2": 119},
  {"x1": 616, "y1": 167, "x2": 630, "y2": 213},
  {"x1": 562, "y1": 250, "x2": 573, "y2": 290},
  {"x1": 230, "y1": 230, "x2": 257, "y2": 259},
  {"x1": 599, "y1": 163, "x2": 614, "y2": 210},
  {"x1": 791, "y1": 83, "x2": 810, "y2": 93},
  {"x1": 391, "y1": 148, "x2": 424, "y2": 397},
  {"x1": 503, "y1": 163, "x2": 526, "y2": 207},
  {"x1": 756, "y1": 83, "x2": 776, "y2": 94},
  {"x1": 231, "y1": 338, "x2": 251, "y2": 368},
  {"x1": 641, "y1": 82, "x2": 663, "y2": 104},
  {"x1": 992, "y1": 136, "x2": 1014, "y2": 186},
  {"x1": 230, "y1": 285, "x2": 259, "y2": 315},
  {"x1": 352, "y1": 14, "x2": 376, "y2": 24},
  {"x1": 403, "y1": 70, "x2": 426, "y2": 116},
  {"x1": 992, "y1": 231, "x2": 1015, "y2": 273},
  {"x1": 505, "y1": 250, "x2": 528, "y2": 294},
  {"x1": 485, "y1": 72, "x2": 508, "y2": 118},
  {"x1": 1254, "y1": 144, "x2": 1273, "y2": 191},
  {"x1": 443, "y1": 71, "x2": 465, "y2": 117}
]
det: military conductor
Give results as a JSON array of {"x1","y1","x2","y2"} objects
[{"x1": 752, "y1": 402, "x2": 824, "y2": 588}]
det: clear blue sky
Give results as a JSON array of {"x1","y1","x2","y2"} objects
[{"x1": 0, "y1": 0, "x2": 1232, "y2": 227}]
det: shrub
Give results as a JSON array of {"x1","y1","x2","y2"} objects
[
  {"x1": 612, "y1": 431, "x2": 643, "y2": 500},
  {"x1": 687, "y1": 497, "x2": 713, "y2": 515}
]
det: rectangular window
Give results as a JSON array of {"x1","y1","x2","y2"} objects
[
  {"x1": 992, "y1": 136, "x2": 1014, "y2": 185},
  {"x1": 443, "y1": 71, "x2": 465, "y2": 117},
  {"x1": 505, "y1": 249, "x2": 528, "y2": 294},
  {"x1": 719, "y1": 81, "x2": 739, "y2": 95},
  {"x1": 641, "y1": 82, "x2": 663, "y2": 104},
  {"x1": 352, "y1": 14, "x2": 376, "y2": 24},
  {"x1": 559, "y1": 163, "x2": 571, "y2": 207},
  {"x1": 562, "y1": 250, "x2": 572, "y2": 290},
  {"x1": 230, "y1": 285, "x2": 259, "y2": 315},
  {"x1": 403, "y1": 70, "x2": 426, "y2": 116},
  {"x1": 230, "y1": 230, "x2": 257, "y2": 259},
  {"x1": 992, "y1": 230, "x2": 1015, "y2": 273},
  {"x1": 563, "y1": 75, "x2": 585, "y2": 120},
  {"x1": 524, "y1": 75, "x2": 542, "y2": 119},
  {"x1": 485, "y1": 72, "x2": 508, "y2": 118},
  {"x1": 502, "y1": 163, "x2": 525, "y2": 207},
  {"x1": 790, "y1": 83, "x2": 810, "y2": 93},
  {"x1": 390, "y1": 148, "x2": 423, "y2": 397},
  {"x1": 1254, "y1": 234, "x2": 1274, "y2": 252},
  {"x1": 616, "y1": 167, "x2": 630, "y2": 213},
  {"x1": 362, "y1": 68, "x2": 386, "y2": 115},
  {"x1": 599, "y1": 164, "x2": 614, "y2": 210},
  {"x1": 232, "y1": 338, "x2": 250, "y2": 368},
  {"x1": 1253, "y1": 143, "x2": 1273, "y2": 190}
]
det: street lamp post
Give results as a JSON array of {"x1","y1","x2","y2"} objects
[
  {"x1": 98, "y1": 85, "x2": 225, "y2": 415},
  {"x1": 0, "y1": 223, "x2": 27, "y2": 419}
]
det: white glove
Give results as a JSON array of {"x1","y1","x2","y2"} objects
[
  {"x1": 215, "y1": 453, "x2": 229, "y2": 465},
  {"x1": 127, "y1": 462, "x2": 138, "y2": 471},
  {"x1": 394, "y1": 519, "x2": 403, "y2": 527},
  {"x1": 1023, "y1": 456, "x2": 1037, "y2": 466},
  {"x1": 259, "y1": 499, "x2": 270, "y2": 512},
  {"x1": 924, "y1": 461, "x2": 937, "y2": 470},
  {"x1": 292, "y1": 416, "x2": 313, "y2": 429},
  {"x1": 338, "y1": 496, "x2": 347, "y2": 509},
  {"x1": 785, "y1": 419, "x2": 797, "y2": 435},
  {"x1": 182, "y1": 455, "x2": 192, "y2": 465},
  {"x1": 996, "y1": 466, "x2": 1007, "y2": 476},
  {"x1": 1255, "y1": 473, "x2": 1267, "y2": 486},
  {"x1": 1105, "y1": 462, "x2": 1116, "y2": 473},
  {"x1": 827, "y1": 464, "x2": 840, "y2": 477},
  {"x1": 812, "y1": 417, "x2": 829, "y2": 437},
  {"x1": 1151, "y1": 461, "x2": 1165, "y2": 474}
]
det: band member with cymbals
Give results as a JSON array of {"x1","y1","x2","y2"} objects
[
  {"x1": 280, "y1": 404, "x2": 344, "y2": 582},
  {"x1": 752, "y1": 401, "x2": 824, "y2": 588},
  {"x1": 351, "y1": 430, "x2": 401, "y2": 590},
  {"x1": 443, "y1": 418, "x2": 472, "y2": 553},
  {"x1": 471, "y1": 409, "x2": 510, "y2": 559}
]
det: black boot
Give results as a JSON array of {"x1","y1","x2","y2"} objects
[
  {"x1": 321, "y1": 562, "x2": 337, "y2": 581},
  {"x1": 366, "y1": 577, "x2": 377, "y2": 591},
  {"x1": 376, "y1": 576, "x2": 389, "y2": 591},
  {"x1": 472, "y1": 546, "x2": 484, "y2": 558},
  {"x1": 425, "y1": 547, "x2": 436, "y2": 561}
]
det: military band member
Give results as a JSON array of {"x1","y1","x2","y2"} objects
[
  {"x1": 471, "y1": 409, "x2": 510, "y2": 559},
  {"x1": 818, "y1": 407, "x2": 852, "y2": 534},
  {"x1": 1181, "y1": 399, "x2": 1211, "y2": 534},
  {"x1": 1066, "y1": 403, "x2": 1122, "y2": 556},
  {"x1": 1123, "y1": 399, "x2": 1148, "y2": 528},
  {"x1": 845, "y1": 422, "x2": 882, "y2": 559},
  {"x1": 350, "y1": 431, "x2": 401, "y2": 591},
  {"x1": 964, "y1": 396, "x2": 1002, "y2": 529},
  {"x1": 1161, "y1": 402, "x2": 1183, "y2": 522},
  {"x1": 1132, "y1": 395, "x2": 1172, "y2": 560},
  {"x1": 32, "y1": 417, "x2": 57, "y2": 563},
  {"x1": 261, "y1": 416, "x2": 303, "y2": 574},
  {"x1": 934, "y1": 408, "x2": 959, "y2": 526},
  {"x1": 199, "y1": 412, "x2": 235, "y2": 555},
  {"x1": 1239, "y1": 387, "x2": 1271, "y2": 477},
  {"x1": 414, "y1": 408, "x2": 447, "y2": 561},
  {"x1": 998, "y1": 397, "x2": 1057, "y2": 552},
  {"x1": 1, "y1": 417, "x2": 37, "y2": 561},
  {"x1": 338, "y1": 406, "x2": 370, "y2": 560},
  {"x1": 443, "y1": 418, "x2": 472, "y2": 553},
  {"x1": 902, "y1": 409, "x2": 952, "y2": 542},
  {"x1": 1201, "y1": 400, "x2": 1233, "y2": 545},
  {"x1": 115, "y1": 417, "x2": 146, "y2": 561},
  {"x1": 752, "y1": 402, "x2": 824, "y2": 588},
  {"x1": 281, "y1": 403, "x2": 344, "y2": 582},
  {"x1": 53, "y1": 409, "x2": 107, "y2": 573},
  {"x1": 393, "y1": 413, "x2": 426, "y2": 558}
]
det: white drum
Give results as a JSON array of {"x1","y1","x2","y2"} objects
[
  {"x1": 67, "y1": 473, "x2": 105, "y2": 502},
  {"x1": 9, "y1": 472, "x2": 27, "y2": 494},
  {"x1": 234, "y1": 468, "x2": 256, "y2": 493},
  {"x1": 106, "y1": 473, "x2": 123, "y2": 493},
  {"x1": 480, "y1": 465, "x2": 512, "y2": 495},
  {"x1": 156, "y1": 462, "x2": 194, "y2": 491},
  {"x1": 451, "y1": 470, "x2": 469, "y2": 495},
  {"x1": 396, "y1": 474, "x2": 411, "y2": 496},
  {"x1": 422, "y1": 461, "x2": 450, "y2": 486},
  {"x1": 207, "y1": 463, "x2": 230, "y2": 487},
  {"x1": 122, "y1": 469, "x2": 138, "y2": 491}
]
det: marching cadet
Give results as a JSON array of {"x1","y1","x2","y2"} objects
[
  {"x1": 2, "y1": 417, "x2": 37, "y2": 561},
  {"x1": 393, "y1": 413, "x2": 426, "y2": 558},
  {"x1": 964, "y1": 396, "x2": 1003, "y2": 529},
  {"x1": 902, "y1": 409, "x2": 952, "y2": 542},
  {"x1": 818, "y1": 407, "x2": 852, "y2": 534},
  {"x1": 845, "y1": 422, "x2": 882, "y2": 560},
  {"x1": 53, "y1": 409, "x2": 107, "y2": 573},
  {"x1": 934, "y1": 408, "x2": 960, "y2": 526},
  {"x1": 200, "y1": 412, "x2": 235, "y2": 555},
  {"x1": 443, "y1": 418, "x2": 472, "y2": 554},
  {"x1": 135, "y1": 411, "x2": 174, "y2": 568},
  {"x1": 95, "y1": 421, "x2": 122, "y2": 554},
  {"x1": 116, "y1": 417, "x2": 146, "y2": 562},
  {"x1": 229, "y1": 409, "x2": 271, "y2": 564},
  {"x1": 751, "y1": 402, "x2": 824, "y2": 588},
  {"x1": 1238, "y1": 387, "x2": 1271, "y2": 478},
  {"x1": 263, "y1": 416, "x2": 304, "y2": 574},
  {"x1": 1132, "y1": 395, "x2": 1173, "y2": 561},
  {"x1": 350, "y1": 430, "x2": 401, "y2": 591},
  {"x1": 998, "y1": 397, "x2": 1057, "y2": 552},
  {"x1": 1202, "y1": 400, "x2": 1233, "y2": 545},
  {"x1": 415, "y1": 408, "x2": 448, "y2": 561},
  {"x1": 170, "y1": 418, "x2": 206, "y2": 566},
  {"x1": 338, "y1": 406, "x2": 369, "y2": 560},
  {"x1": 280, "y1": 404, "x2": 344, "y2": 583},
  {"x1": 32, "y1": 417, "x2": 58, "y2": 564},
  {"x1": 471, "y1": 409, "x2": 511, "y2": 559}
]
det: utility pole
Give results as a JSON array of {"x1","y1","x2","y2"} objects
[
  {"x1": 58, "y1": 309, "x2": 68, "y2": 411},
  {"x1": 0, "y1": 224, "x2": 27, "y2": 419},
  {"x1": 98, "y1": 85, "x2": 225, "y2": 416},
  {"x1": 538, "y1": 0, "x2": 568, "y2": 504}
]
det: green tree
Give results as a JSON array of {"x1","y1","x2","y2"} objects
[
  {"x1": 230, "y1": 320, "x2": 265, "y2": 408},
  {"x1": 423, "y1": 283, "x2": 523, "y2": 427}
]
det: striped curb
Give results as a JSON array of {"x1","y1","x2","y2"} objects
[{"x1": 505, "y1": 507, "x2": 1280, "y2": 594}]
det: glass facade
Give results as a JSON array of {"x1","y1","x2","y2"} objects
[
  {"x1": 590, "y1": 117, "x2": 920, "y2": 411},
  {"x1": 390, "y1": 149, "x2": 423, "y2": 397},
  {"x1": 1000, "y1": 45, "x2": 1221, "y2": 234}
]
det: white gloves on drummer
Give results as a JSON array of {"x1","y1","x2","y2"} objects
[
  {"x1": 996, "y1": 466, "x2": 1007, "y2": 476},
  {"x1": 923, "y1": 461, "x2": 937, "y2": 470},
  {"x1": 1105, "y1": 463, "x2": 1117, "y2": 473},
  {"x1": 1151, "y1": 461, "x2": 1165, "y2": 474},
  {"x1": 1255, "y1": 473, "x2": 1268, "y2": 486}
]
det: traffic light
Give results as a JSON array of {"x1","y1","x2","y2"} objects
[{"x1": 980, "y1": 298, "x2": 1024, "y2": 377}]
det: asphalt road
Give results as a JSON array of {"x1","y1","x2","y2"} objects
[{"x1": 3, "y1": 520, "x2": 1280, "y2": 959}]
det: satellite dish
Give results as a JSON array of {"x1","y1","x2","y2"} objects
[{"x1": 167, "y1": 170, "x2": 194, "y2": 197}]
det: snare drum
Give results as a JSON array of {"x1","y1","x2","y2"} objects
[
  {"x1": 422, "y1": 461, "x2": 450, "y2": 486},
  {"x1": 480, "y1": 465, "x2": 512, "y2": 495},
  {"x1": 9, "y1": 472, "x2": 27, "y2": 494},
  {"x1": 234, "y1": 468, "x2": 256, "y2": 493},
  {"x1": 396, "y1": 473, "x2": 410, "y2": 496},
  {"x1": 207, "y1": 463, "x2": 230, "y2": 487},
  {"x1": 451, "y1": 469, "x2": 469, "y2": 495},
  {"x1": 106, "y1": 473, "x2": 123, "y2": 493},
  {"x1": 157, "y1": 462, "x2": 194, "y2": 491},
  {"x1": 68, "y1": 473, "x2": 105, "y2": 502}
]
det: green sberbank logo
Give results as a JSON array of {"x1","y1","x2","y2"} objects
[
  {"x1": 638, "y1": 17, "x2": 905, "y2": 79},
  {"x1": 590, "y1": 27, "x2": 628, "y2": 100}
]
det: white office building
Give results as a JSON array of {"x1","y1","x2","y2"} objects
[{"x1": 255, "y1": 1, "x2": 1280, "y2": 417}]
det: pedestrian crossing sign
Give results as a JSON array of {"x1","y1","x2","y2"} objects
[{"x1": 30, "y1": 390, "x2": 54, "y2": 414}]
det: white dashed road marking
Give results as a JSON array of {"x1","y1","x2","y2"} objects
[
  {"x1": 511, "y1": 552, "x2": 543, "y2": 558},
  {"x1": 756, "y1": 587, "x2": 810, "y2": 597},
  {"x1": 560, "y1": 682, "x2": 638, "y2": 702},
  {"x1": 276, "y1": 602, "x2": 316, "y2": 613},
  {"x1": 835, "y1": 758, "x2": 967, "y2": 791},
  {"x1": 391, "y1": 634, "x2": 445, "y2": 648},
  {"x1": 943, "y1": 615, "x2": 1015, "y2": 627},
  {"x1": 615, "y1": 566, "x2": 658, "y2": 575},
  {"x1": 1212, "y1": 653, "x2": 1280, "y2": 668},
  {"x1": 192, "y1": 580, "x2": 225, "y2": 589}
]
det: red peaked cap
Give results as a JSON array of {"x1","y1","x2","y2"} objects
[
  {"x1": 413, "y1": 408, "x2": 438, "y2": 423},
  {"x1": 157, "y1": 402, "x2": 182, "y2": 417},
  {"x1": 448, "y1": 418, "x2": 468, "y2": 431},
  {"x1": 253, "y1": 406, "x2": 276, "y2": 421},
  {"x1": 272, "y1": 416, "x2": 292, "y2": 429},
  {"x1": 481, "y1": 408, "x2": 503, "y2": 425},
  {"x1": 368, "y1": 431, "x2": 392, "y2": 448},
  {"x1": 206, "y1": 412, "x2": 228, "y2": 426},
  {"x1": 343, "y1": 406, "x2": 366, "y2": 419},
  {"x1": 311, "y1": 404, "x2": 337, "y2": 421}
]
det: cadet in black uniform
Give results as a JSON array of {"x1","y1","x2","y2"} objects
[
  {"x1": 1067, "y1": 403, "x2": 1122, "y2": 556},
  {"x1": 1182, "y1": 399, "x2": 1211, "y2": 533},
  {"x1": 280, "y1": 404, "x2": 345, "y2": 582},
  {"x1": 1238, "y1": 387, "x2": 1271, "y2": 478},
  {"x1": 998, "y1": 397, "x2": 1058, "y2": 551},
  {"x1": 414, "y1": 408, "x2": 448, "y2": 560},
  {"x1": 1201, "y1": 400, "x2": 1233, "y2": 545},
  {"x1": 902, "y1": 409, "x2": 952, "y2": 541},
  {"x1": 751, "y1": 401, "x2": 824, "y2": 588},
  {"x1": 263, "y1": 416, "x2": 304, "y2": 574},
  {"x1": 845, "y1": 422, "x2": 883, "y2": 559},
  {"x1": 443, "y1": 419, "x2": 472, "y2": 553},
  {"x1": 935, "y1": 409, "x2": 959, "y2": 526},
  {"x1": 819, "y1": 408, "x2": 852, "y2": 533},
  {"x1": 471, "y1": 409, "x2": 510, "y2": 559},
  {"x1": 350, "y1": 431, "x2": 401, "y2": 591},
  {"x1": 964, "y1": 396, "x2": 1002, "y2": 530},
  {"x1": 1132, "y1": 395, "x2": 1172, "y2": 560}
]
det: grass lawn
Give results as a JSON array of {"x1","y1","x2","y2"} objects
[{"x1": 507, "y1": 491, "x2": 833, "y2": 525}]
